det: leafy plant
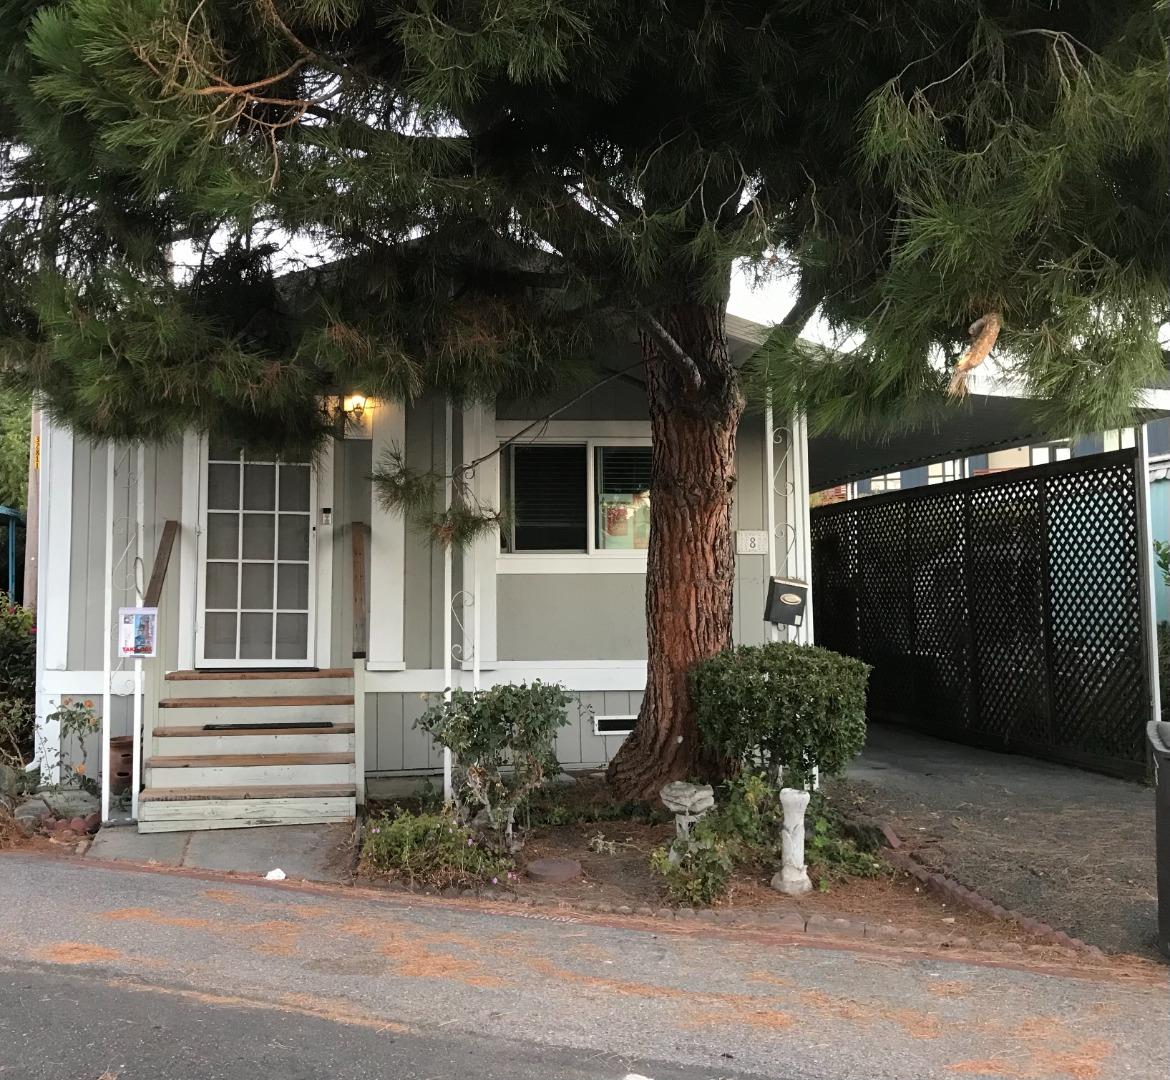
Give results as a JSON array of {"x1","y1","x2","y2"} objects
[
  {"x1": 1155, "y1": 541, "x2": 1170, "y2": 589},
  {"x1": 416, "y1": 681, "x2": 572, "y2": 851},
  {"x1": 693, "y1": 642, "x2": 871, "y2": 788},
  {"x1": 649, "y1": 817, "x2": 738, "y2": 906},
  {"x1": 358, "y1": 810, "x2": 512, "y2": 889},
  {"x1": 0, "y1": 597, "x2": 35, "y2": 766},
  {"x1": 48, "y1": 699, "x2": 100, "y2": 794},
  {"x1": 1158, "y1": 623, "x2": 1169, "y2": 719},
  {"x1": 803, "y1": 796, "x2": 885, "y2": 887}
]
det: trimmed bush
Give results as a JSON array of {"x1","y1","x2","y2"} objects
[
  {"x1": 692, "y1": 641, "x2": 870, "y2": 787},
  {"x1": 358, "y1": 810, "x2": 512, "y2": 889},
  {"x1": 416, "y1": 680, "x2": 572, "y2": 850}
]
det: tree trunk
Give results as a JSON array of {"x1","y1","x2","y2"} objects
[{"x1": 606, "y1": 303, "x2": 744, "y2": 800}]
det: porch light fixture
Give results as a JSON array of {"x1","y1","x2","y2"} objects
[
  {"x1": 342, "y1": 393, "x2": 374, "y2": 439},
  {"x1": 765, "y1": 576, "x2": 808, "y2": 627}
]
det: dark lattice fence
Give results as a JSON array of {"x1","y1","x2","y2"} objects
[{"x1": 811, "y1": 450, "x2": 1150, "y2": 777}]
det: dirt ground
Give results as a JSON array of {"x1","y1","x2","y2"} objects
[{"x1": 832, "y1": 723, "x2": 1160, "y2": 959}]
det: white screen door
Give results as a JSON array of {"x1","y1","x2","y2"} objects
[{"x1": 196, "y1": 436, "x2": 316, "y2": 667}]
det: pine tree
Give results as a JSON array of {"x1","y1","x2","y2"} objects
[{"x1": 0, "y1": 2, "x2": 1166, "y2": 797}]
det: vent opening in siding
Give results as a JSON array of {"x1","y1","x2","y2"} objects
[{"x1": 593, "y1": 714, "x2": 635, "y2": 736}]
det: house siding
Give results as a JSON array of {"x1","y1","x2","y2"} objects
[{"x1": 365, "y1": 689, "x2": 644, "y2": 774}]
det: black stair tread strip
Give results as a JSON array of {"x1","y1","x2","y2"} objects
[{"x1": 202, "y1": 722, "x2": 336, "y2": 731}]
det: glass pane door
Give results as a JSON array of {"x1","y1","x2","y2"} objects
[{"x1": 200, "y1": 437, "x2": 314, "y2": 665}]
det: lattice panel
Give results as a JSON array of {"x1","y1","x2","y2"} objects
[
  {"x1": 967, "y1": 479, "x2": 1050, "y2": 747},
  {"x1": 907, "y1": 492, "x2": 971, "y2": 730},
  {"x1": 810, "y1": 450, "x2": 1149, "y2": 777},
  {"x1": 1046, "y1": 461, "x2": 1145, "y2": 766},
  {"x1": 810, "y1": 511, "x2": 858, "y2": 658}
]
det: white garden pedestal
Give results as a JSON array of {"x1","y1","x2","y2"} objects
[{"x1": 771, "y1": 787, "x2": 812, "y2": 895}]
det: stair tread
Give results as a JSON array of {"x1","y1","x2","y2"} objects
[
  {"x1": 166, "y1": 668, "x2": 354, "y2": 681},
  {"x1": 146, "y1": 752, "x2": 354, "y2": 768},
  {"x1": 160, "y1": 695, "x2": 354, "y2": 708},
  {"x1": 155, "y1": 724, "x2": 355, "y2": 737},
  {"x1": 141, "y1": 784, "x2": 356, "y2": 802}
]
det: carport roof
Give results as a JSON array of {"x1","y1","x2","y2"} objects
[{"x1": 808, "y1": 376, "x2": 1170, "y2": 491}]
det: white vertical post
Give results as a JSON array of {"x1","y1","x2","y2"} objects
[
  {"x1": 442, "y1": 403, "x2": 454, "y2": 803},
  {"x1": 1136, "y1": 424, "x2": 1163, "y2": 725},
  {"x1": 763, "y1": 401, "x2": 779, "y2": 644},
  {"x1": 460, "y1": 402, "x2": 497, "y2": 668},
  {"x1": 100, "y1": 444, "x2": 115, "y2": 824},
  {"x1": 791, "y1": 413, "x2": 815, "y2": 645},
  {"x1": 132, "y1": 443, "x2": 145, "y2": 820},
  {"x1": 368, "y1": 400, "x2": 406, "y2": 668}
]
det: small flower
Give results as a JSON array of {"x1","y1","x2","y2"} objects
[
  {"x1": 370, "y1": 827, "x2": 380, "y2": 834},
  {"x1": 74, "y1": 763, "x2": 86, "y2": 776},
  {"x1": 467, "y1": 837, "x2": 474, "y2": 846},
  {"x1": 83, "y1": 700, "x2": 94, "y2": 709},
  {"x1": 491, "y1": 877, "x2": 498, "y2": 885}
]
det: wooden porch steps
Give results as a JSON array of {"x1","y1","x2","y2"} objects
[
  {"x1": 160, "y1": 695, "x2": 354, "y2": 708},
  {"x1": 139, "y1": 669, "x2": 359, "y2": 833},
  {"x1": 154, "y1": 723, "x2": 355, "y2": 738},
  {"x1": 141, "y1": 784, "x2": 356, "y2": 802},
  {"x1": 165, "y1": 668, "x2": 354, "y2": 681}
]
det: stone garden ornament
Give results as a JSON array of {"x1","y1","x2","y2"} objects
[
  {"x1": 771, "y1": 765, "x2": 820, "y2": 896},
  {"x1": 660, "y1": 781, "x2": 715, "y2": 863}
]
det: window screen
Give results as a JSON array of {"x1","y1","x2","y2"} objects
[
  {"x1": 596, "y1": 446, "x2": 652, "y2": 550},
  {"x1": 506, "y1": 445, "x2": 588, "y2": 551}
]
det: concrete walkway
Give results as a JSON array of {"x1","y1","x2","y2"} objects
[
  {"x1": 86, "y1": 822, "x2": 354, "y2": 883},
  {"x1": 835, "y1": 724, "x2": 1158, "y2": 958},
  {"x1": 1, "y1": 853, "x2": 1166, "y2": 1080}
]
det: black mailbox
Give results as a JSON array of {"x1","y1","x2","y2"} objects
[{"x1": 765, "y1": 577, "x2": 808, "y2": 627}]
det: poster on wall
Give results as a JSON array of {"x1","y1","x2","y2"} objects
[{"x1": 118, "y1": 607, "x2": 158, "y2": 658}]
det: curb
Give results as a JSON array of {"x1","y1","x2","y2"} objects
[
  {"x1": 873, "y1": 824, "x2": 1107, "y2": 960},
  {"x1": 352, "y1": 873, "x2": 1088, "y2": 961}
]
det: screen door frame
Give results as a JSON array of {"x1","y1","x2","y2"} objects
[{"x1": 194, "y1": 435, "x2": 319, "y2": 669}]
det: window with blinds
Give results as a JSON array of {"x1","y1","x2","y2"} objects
[
  {"x1": 505, "y1": 444, "x2": 588, "y2": 552},
  {"x1": 596, "y1": 445, "x2": 652, "y2": 550}
]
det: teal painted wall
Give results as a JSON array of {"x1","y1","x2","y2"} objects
[{"x1": 1153, "y1": 475, "x2": 1169, "y2": 624}]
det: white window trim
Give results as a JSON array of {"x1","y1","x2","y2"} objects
[{"x1": 495, "y1": 423, "x2": 652, "y2": 572}]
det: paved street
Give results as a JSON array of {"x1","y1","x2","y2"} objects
[{"x1": 0, "y1": 852, "x2": 1166, "y2": 1080}]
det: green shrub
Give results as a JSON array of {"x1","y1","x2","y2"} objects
[
  {"x1": 648, "y1": 817, "x2": 737, "y2": 906},
  {"x1": 0, "y1": 597, "x2": 35, "y2": 766},
  {"x1": 416, "y1": 681, "x2": 573, "y2": 850},
  {"x1": 692, "y1": 641, "x2": 870, "y2": 787},
  {"x1": 358, "y1": 810, "x2": 513, "y2": 889},
  {"x1": 1158, "y1": 622, "x2": 1169, "y2": 719}
]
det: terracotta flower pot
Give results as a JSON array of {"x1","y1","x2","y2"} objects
[{"x1": 109, "y1": 736, "x2": 134, "y2": 795}]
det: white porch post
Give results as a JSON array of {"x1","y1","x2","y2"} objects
[
  {"x1": 790, "y1": 413, "x2": 814, "y2": 645},
  {"x1": 461, "y1": 402, "x2": 497, "y2": 673},
  {"x1": 35, "y1": 416, "x2": 72, "y2": 783},
  {"x1": 764, "y1": 401, "x2": 780, "y2": 644},
  {"x1": 100, "y1": 443, "x2": 115, "y2": 824},
  {"x1": 442, "y1": 402, "x2": 454, "y2": 802},
  {"x1": 131, "y1": 443, "x2": 145, "y2": 821},
  {"x1": 367, "y1": 399, "x2": 407, "y2": 670},
  {"x1": 1136, "y1": 423, "x2": 1163, "y2": 725}
]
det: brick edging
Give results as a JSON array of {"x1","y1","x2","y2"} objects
[{"x1": 874, "y1": 824, "x2": 1106, "y2": 959}]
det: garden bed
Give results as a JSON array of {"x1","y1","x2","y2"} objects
[{"x1": 360, "y1": 775, "x2": 1087, "y2": 958}]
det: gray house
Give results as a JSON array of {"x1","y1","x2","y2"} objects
[{"x1": 28, "y1": 314, "x2": 815, "y2": 831}]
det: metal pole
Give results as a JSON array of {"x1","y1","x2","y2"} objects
[
  {"x1": 763, "y1": 401, "x2": 779, "y2": 644},
  {"x1": 1136, "y1": 424, "x2": 1163, "y2": 725},
  {"x1": 442, "y1": 403, "x2": 454, "y2": 803},
  {"x1": 100, "y1": 445, "x2": 115, "y2": 824}
]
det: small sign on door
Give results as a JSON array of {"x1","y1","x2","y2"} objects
[{"x1": 118, "y1": 607, "x2": 159, "y2": 658}]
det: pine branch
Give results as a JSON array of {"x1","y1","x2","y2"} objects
[{"x1": 634, "y1": 308, "x2": 704, "y2": 392}]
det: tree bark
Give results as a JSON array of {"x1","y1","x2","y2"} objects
[{"x1": 606, "y1": 303, "x2": 744, "y2": 800}]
